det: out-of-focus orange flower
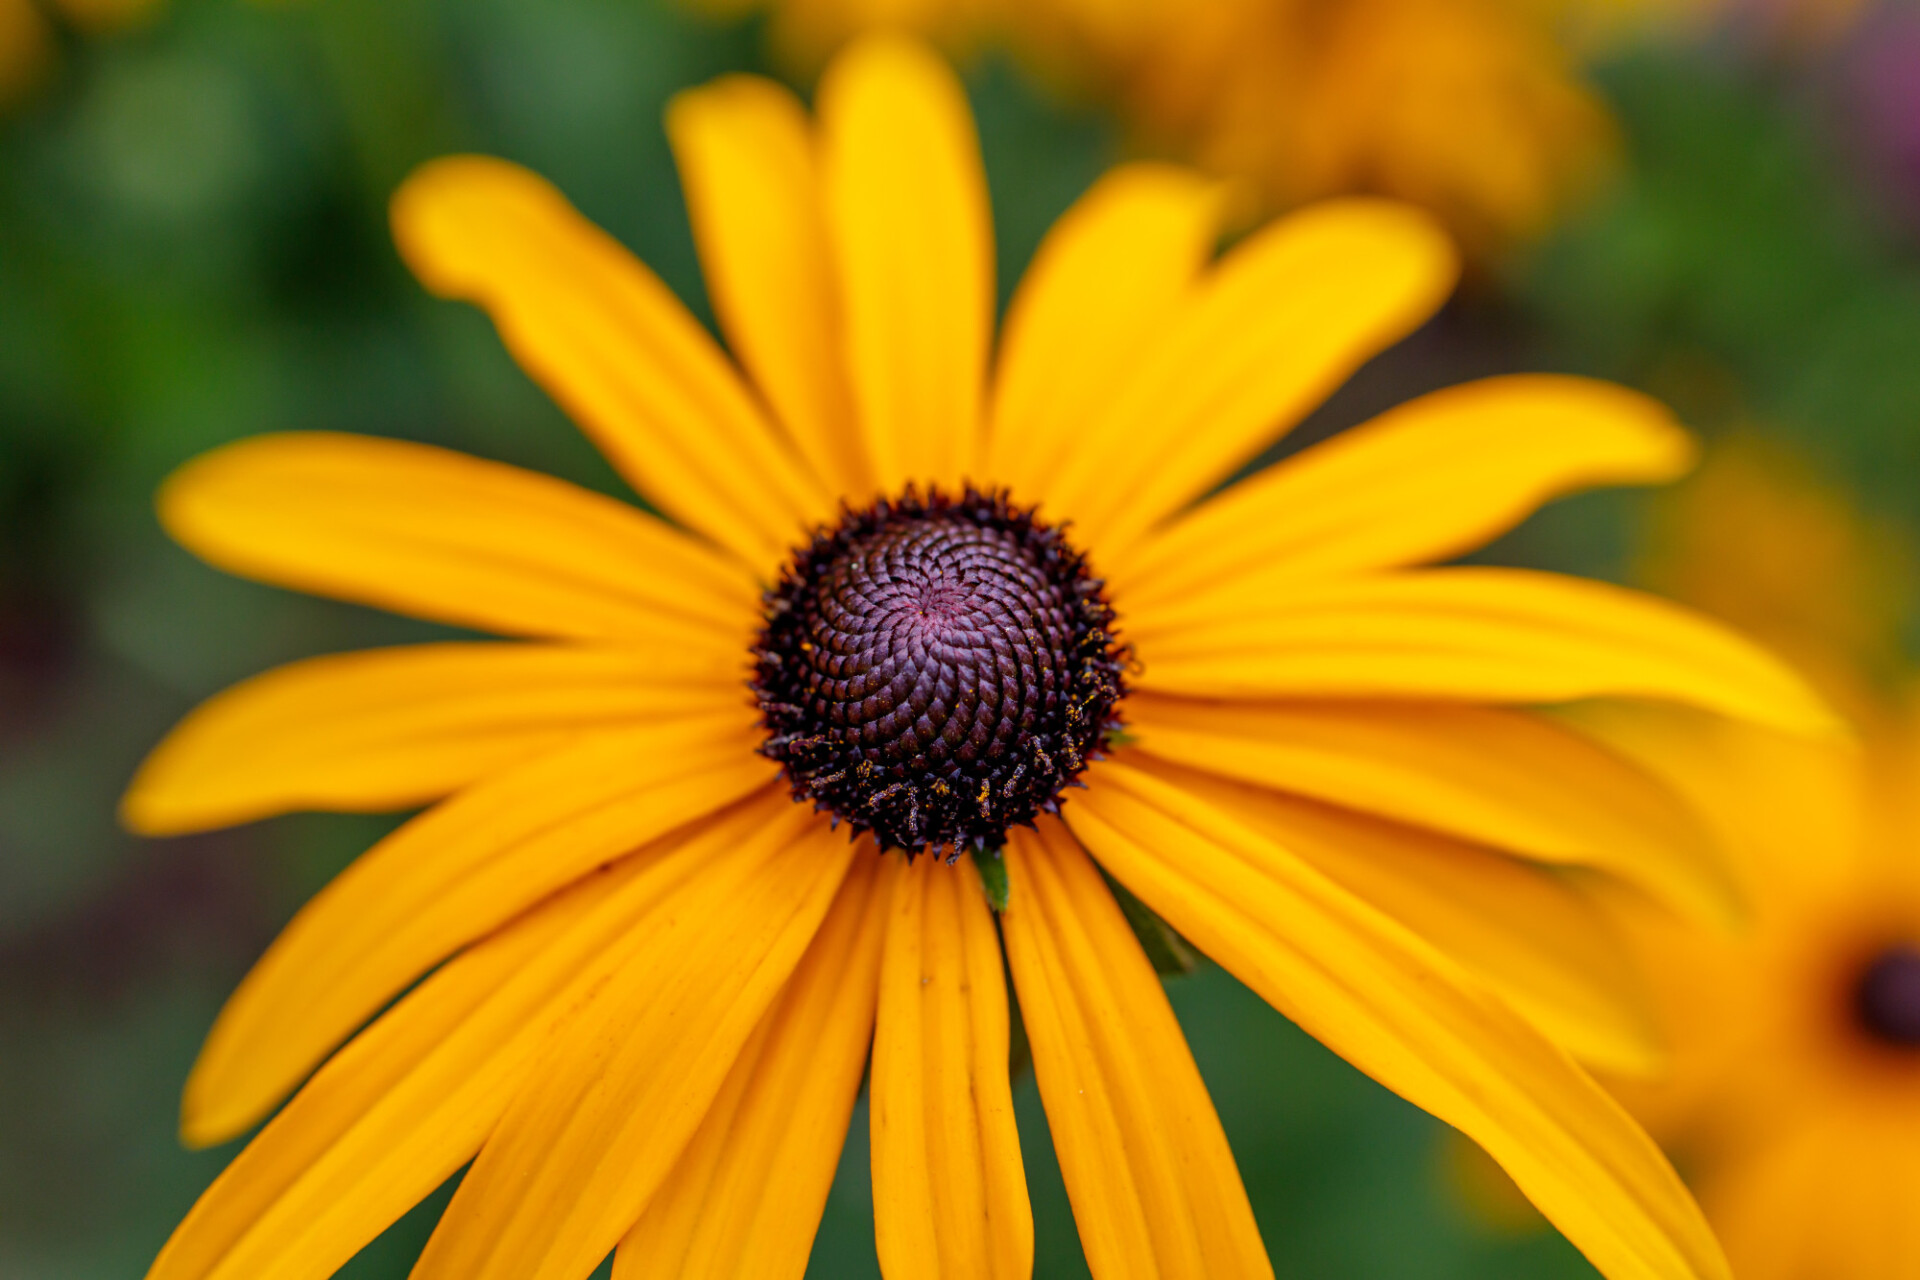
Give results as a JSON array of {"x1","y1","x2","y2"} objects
[
  {"x1": 1586, "y1": 440, "x2": 1920, "y2": 1280},
  {"x1": 692, "y1": 0, "x2": 1620, "y2": 254}
]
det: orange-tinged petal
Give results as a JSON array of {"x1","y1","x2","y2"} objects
[
  {"x1": 1048, "y1": 199, "x2": 1457, "y2": 559},
  {"x1": 1123, "y1": 693, "x2": 1734, "y2": 926},
  {"x1": 408, "y1": 817, "x2": 857, "y2": 1280},
  {"x1": 149, "y1": 799, "x2": 793, "y2": 1280},
  {"x1": 390, "y1": 155, "x2": 832, "y2": 566},
  {"x1": 123, "y1": 642, "x2": 748, "y2": 836},
  {"x1": 986, "y1": 163, "x2": 1224, "y2": 502},
  {"x1": 1134, "y1": 761, "x2": 1663, "y2": 1077},
  {"x1": 1068, "y1": 762, "x2": 1729, "y2": 1280},
  {"x1": 1001, "y1": 823, "x2": 1272, "y2": 1280},
  {"x1": 819, "y1": 36, "x2": 992, "y2": 493},
  {"x1": 183, "y1": 717, "x2": 774, "y2": 1146},
  {"x1": 1113, "y1": 376, "x2": 1696, "y2": 605},
  {"x1": 667, "y1": 75, "x2": 870, "y2": 500},
  {"x1": 613, "y1": 853, "x2": 895, "y2": 1280},
  {"x1": 871, "y1": 855, "x2": 1031, "y2": 1280},
  {"x1": 1132, "y1": 567, "x2": 1839, "y2": 736},
  {"x1": 159, "y1": 432, "x2": 757, "y2": 641}
]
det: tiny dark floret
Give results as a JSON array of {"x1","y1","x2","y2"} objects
[
  {"x1": 752, "y1": 485, "x2": 1128, "y2": 858},
  {"x1": 1853, "y1": 943, "x2": 1920, "y2": 1049}
]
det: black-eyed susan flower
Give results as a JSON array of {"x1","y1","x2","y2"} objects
[
  {"x1": 128, "y1": 35, "x2": 1831, "y2": 1280},
  {"x1": 1582, "y1": 442, "x2": 1920, "y2": 1280}
]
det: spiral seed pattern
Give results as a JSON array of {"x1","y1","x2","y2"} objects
[{"x1": 753, "y1": 486, "x2": 1127, "y2": 856}]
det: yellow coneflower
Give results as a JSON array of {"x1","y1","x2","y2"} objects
[
  {"x1": 1583, "y1": 442, "x2": 1920, "y2": 1280},
  {"x1": 128, "y1": 35, "x2": 1828, "y2": 1280}
]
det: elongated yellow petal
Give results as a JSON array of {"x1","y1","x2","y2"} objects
[
  {"x1": 1135, "y1": 761, "x2": 1663, "y2": 1077},
  {"x1": 391, "y1": 156, "x2": 832, "y2": 566},
  {"x1": 1123, "y1": 694, "x2": 1734, "y2": 926},
  {"x1": 871, "y1": 855, "x2": 1031, "y2": 1280},
  {"x1": 613, "y1": 852, "x2": 895, "y2": 1280},
  {"x1": 1001, "y1": 824, "x2": 1272, "y2": 1280},
  {"x1": 123, "y1": 642, "x2": 748, "y2": 836},
  {"x1": 409, "y1": 818, "x2": 856, "y2": 1280},
  {"x1": 1133, "y1": 567, "x2": 1839, "y2": 736},
  {"x1": 159, "y1": 432, "x2": 757, "y2": 641},
  {"x1": 1114, "y1": 376, "x2": 1696, "y2": 604},
  {"x1": 149, "y1": 798, "x2": 795, "y2": 1280},
  {"x1": 183, "y1": 717, "x2": 774, "y2": 1146},
  {"x1": 986, "y1": 164, "x2": 1223, "y2": 502},
  {"x1": 1069, "y1": 763, "x2": 1729, "y2": 1280},
  {"x1": 819, "y1": 35, "x2": 992, "y2": 493},
  {"x1": 1049, "y1": 199, "x2": 1457, "y2": 558},
  {"x1": 667, "y1": 75, "x2": 870, "y2": 501}
]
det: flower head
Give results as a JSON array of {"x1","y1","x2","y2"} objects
[{"x1": 128, "y1": 35, "x2": 1831, "y2": 1280}]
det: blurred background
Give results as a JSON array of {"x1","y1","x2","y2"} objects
[{"x1": 2, "y1": 0, "x2": 1919, "y2": 1275}]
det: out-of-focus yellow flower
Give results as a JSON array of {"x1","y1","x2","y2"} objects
[
  {"x1": 1588, "y1": 440, "x2": 1920, "y2": 1280},
  {"x1": 693, "y1": 0, "x2": 1620, "y2": 254},
  {"x1": 1044, "y1": 0, "x2": 1620, "y2": 255}
]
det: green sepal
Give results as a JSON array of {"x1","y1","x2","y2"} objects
[
  {"x1": 972, "y1": 841, "x2": 1010, "y2": 912},
  {"x1": 1102, "y1": 868, "x2": 1200, "y2": 977}
]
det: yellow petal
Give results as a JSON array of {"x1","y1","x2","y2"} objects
[
  {"x1": 1068, "y1": 763, "x2": 1729, "y2": 1280},
  {"x1": 819, "y1": 35, "x2": 992, "y2": 493},
  {"x1": 182, "y1": 716, "x2": 774, "y2": 1146},
  {"x1": 1001, "y1": 823, "x2": 1272, "y2": 1280},
  {"x1": 159, "y1": 432, "x2": 758, "y2": 641},
  {"x1": 1047, "y1": 199, "x2": 1457, "y2": 559},
  {"x1": 1132, "y1": 567, "x2": 1840, "y2": 736},
  {"x1": 666, "y1": 75, "x2": 870, "y2": 501},
  {"x1": 149, "y1": 798, "x2": 795, "y2": 1280},
  {"x1": 409, "y1": 816, "x2": 857, "y2": 1280},
  {"x1": 871, "y1": 855, "x2": 1031, "y2": 1280},
  {"x1": 390, "y1": 155, "x2": 832, "y2": 566},
  {"x1": 1113, "y1": 375, "x2": 1696, "y2": 605},
  {"x1": 614, "y1": 852, "x2": 895, "y2": 1280},
  {"x1": 1123, "y1": 693, "x2": 1735, "y2": 926},
  {"x1": 1133, "y1": 760, "x2": 1663, "y2": 1077},
  {"x1": 122, "y1": 642, "x2": 748, "y2": 836},
  {"x1": 986, "y1": 163, "x2": 1224, "y2": 502}
]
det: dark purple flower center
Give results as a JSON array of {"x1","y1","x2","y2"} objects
[
  {"x1": 752, "y1": 485, "x2": 1127, "y2": 857},
  {"x1": 1853, "y1": 944, "x2": 1920, "y2": 1048}
]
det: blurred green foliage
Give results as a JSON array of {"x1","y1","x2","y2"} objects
[{"x1": 1, "y1": 0, "x2": 1915, "y2": 1276}]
